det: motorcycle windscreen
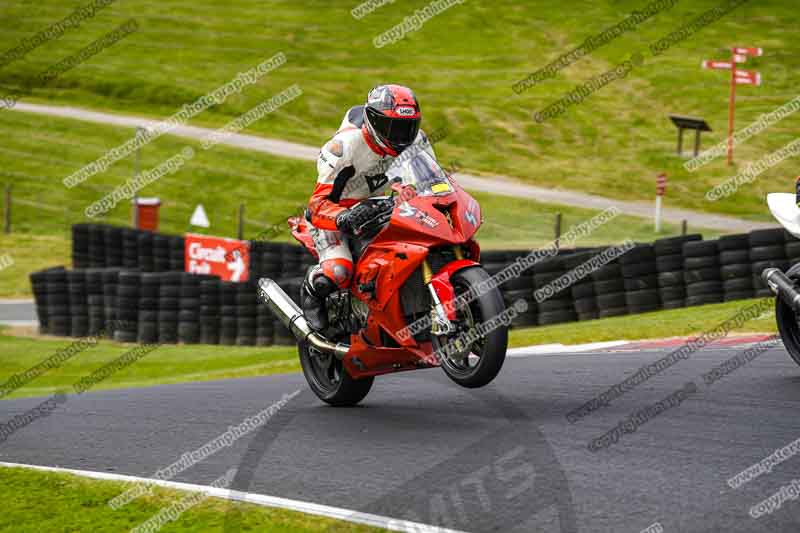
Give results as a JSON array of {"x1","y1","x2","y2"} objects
[
  {"x1": 387, "y1": 150, "x2": 453, "y2": 197},
  {"x1": 768, "y1": 193, "x2": 800, "y2": 238}
]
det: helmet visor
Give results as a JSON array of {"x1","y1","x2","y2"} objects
[{"x1": 367, "y1": 108, "x2": 420, "y2": 148}]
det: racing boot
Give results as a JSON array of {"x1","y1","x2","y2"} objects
[{"x1": 301, "y1": 267, "x2": 337, "y2": 332}]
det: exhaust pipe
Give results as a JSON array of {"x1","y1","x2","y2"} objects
[
  {"x1": 763, "y1": 268, "x2": 800, "y2": 313},
  {"x1": 257, "y1": 278, "x2": 349, "y2": 359}
]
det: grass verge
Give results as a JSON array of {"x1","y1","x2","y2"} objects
[
  {"x1": 0, "y1": 234, "x2": 70, "y2": 298},
  {"x1": 0, "y1": 326, "x2": 298, "y2": 400},
  {"x1": 509, "y1": 298, "x2": 777, "y2": 347},
  {"x1": 0, "y1": 466, "x2": 387, "y2": 532}
]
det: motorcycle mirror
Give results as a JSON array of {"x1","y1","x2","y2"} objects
[{"x1": 768, "y1": 193, "x2": 800, "y2": 238}]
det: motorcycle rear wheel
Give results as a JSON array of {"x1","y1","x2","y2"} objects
[
  {"x1": 435, "y1": 266, "x2": 508, "y2": 388},
  {"x1": 298, "y1": 341, "x2": 374, "y2": 406}
]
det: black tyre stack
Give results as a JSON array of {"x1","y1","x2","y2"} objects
[
  {"x1": 138, "y1": 273, "x2": 160, "y2": 344},
  {"x1": 67, "y1": 270, "x2": 89, "y2": 337},
  {"x1": 235, "y1": 281, "x2": 258, "y2": 346},
  {"x1": 152, "y1": 234, "x2": 170, "y2": 272},
  {"x1": 178, "y1": 273, "x2": 201, "y2": 344},
  {"x1": 248, "y1": 241, "x2": 264, "y2": 281},
  {"x1": 620, "y1": 244, "x2": 661, "y2": 315},
  {"x1": 29, "y1": 270, "x2": 49, "y2": 334},
  {"x1": 86, "y1": 268, "x2": 106, "y2": 336},
  {"x1": 718, "y1": 234, "x2": 754, "y2": 302},
  {"x1": 102, "y1": 269, "x2": 119, "y2": 338},
  {"x1": 46, "y1": 268, "x2": 70, "y2": 336},
  {"x1": 115, "y1": 271, "x2": 140, "y2": 342},
  {"x1": 219, "y1": 281, "x2": 238, "y2": 345},
  {"x1": 88, "y1": 224, "x2": 106, "y2": 268},
  {"x1": 749, "y1": 228, "x2": 788, "y2": 298},
  {"x1": 274, "y1": 277, "x2": 302, "y2": 344},
  {"x1": 787, "y1": 235, "x2": 800, "y2": 268},
  {"x1": 30, "y1": 267, "x2": 65, "y2": 334},
  {"x1": 122, "y1": 228, "x2": 140, "y2": 269},
  {"x1": 280, "y1": 244, "x2": 303, "y2": 279},
  {"x1": 682, "y1": 240, "x2": 723, "y2": 306},
  {"x1": 104, "y1": 226, "x2": 124, "y2": 268},
  {"x1": 138, "y1": 231, "x2": 155, "y2": 272},
  {"x1": 300, "y1": 248, "x2": 316, "y2": 275},
  {"x1": 258, "y1": 243, "x2": 283, "y2": 282},
  {"x1": 200, "y1": 278, "x2": 221, "y2": 345},
  {"x1": 499, "y1": 251, "x2": 537, "y2": 329},
  {"x1": 564, "y1": 250, "x2": 598, "y2": 321},
  {"x1": 786, "y1": 233, "x2": 800, "y2": 268},
  {"x1": 169, "y1": 236, "x2": 185, "y2": 271},
  {"x1": 533, "y1": 257, "x2": 577, "y2": 325},
  {"x1": 158, "y1": 272, "x2": 181, "y2": 344},
  {"x1": 72, "y1": 224, "x2": 90, "y2": 269},
  {"x1": 257, "y1": 295, "x2": 275, "y2": 345},
  {"x1": 655, "y1": 235, "x2": 701, "y2": 310},
  {"x1": 480, "y1": 250, "x2": 507, "y2": 276},
  {"x1": 592, "y1": 259, "x2": 627, "y2": 319}
]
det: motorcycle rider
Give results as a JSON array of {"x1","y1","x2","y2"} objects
[{"x1": 302, "y1": 84, "x2": 437, "y2": 331}]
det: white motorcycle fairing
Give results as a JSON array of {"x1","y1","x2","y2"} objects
[{"x1": 767, "y1": 193, "x2": 800, "y2": 239}]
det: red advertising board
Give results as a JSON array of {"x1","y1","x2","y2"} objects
[{"x1": 185, "y1": 233, "x2": 249, "y2": 282}]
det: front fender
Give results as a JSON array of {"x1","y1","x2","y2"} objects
[{"x1": 431, "y1": 260, "x2": 481, "y2": 320}]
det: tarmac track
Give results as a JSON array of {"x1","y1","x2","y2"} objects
[{"x1": 2, "y1": 341, "x2": 800, "y2": 532}]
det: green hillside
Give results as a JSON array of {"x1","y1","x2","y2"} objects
[
  {"x1": 0, "y1": 110, "x2": 706, "y2": 297},
  {"x1": 0, "y1": 0, "x2": 795, "y2": 221}
]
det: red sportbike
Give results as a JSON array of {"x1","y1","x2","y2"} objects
[{"x1": 259, "y1": 151, "x2": 508, "y2": 406}]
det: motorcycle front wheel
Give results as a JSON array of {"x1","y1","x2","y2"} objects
[
  {"x1": 776, "y1": 265, "x2": 800, "y2": 367},
  {"x1": 433, "y1": 266, "x2": 508, "y2": 388}
]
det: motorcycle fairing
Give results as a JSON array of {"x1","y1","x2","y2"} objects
[
  {"x1": 768, "y1": 193, "x2": 800, "y2": 239},
  {"x1": 289, "y1": 156, "x2": 487, "y2": 379}
]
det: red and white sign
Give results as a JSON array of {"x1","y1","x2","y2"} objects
[
  {"x1": 733, "y1": 47, "x2": 763, "y2": 57},
  {"x1": 656, "y1": 173, "x2": 668, "y2": 196},
  {"x1": 733, "y1": 54, "x2": 747, "y2": 64},
  {"x1": 702, "y1": 60, "x2": 732, "y2": 70},
  {"x1": 185, "y1": 233, "x2": 250, "y2": 282},
  {"x1": 735, "y1": 69, "x2": 762, "y2": 86}
]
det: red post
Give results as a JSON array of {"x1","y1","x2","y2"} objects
[{"x1": 727, "y1": 48, "x2": 737, "y2": 166}]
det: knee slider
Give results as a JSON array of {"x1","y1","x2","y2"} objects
[
  {"x1": 321, "y1": 259, "x2": 353, "y2": 290},
  {"x1": 311, "y1": 273, "x2": 337, "y2": 298}
]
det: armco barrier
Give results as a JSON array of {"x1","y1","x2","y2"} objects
[{"x1": 27, "y1": 225, "x2": 795, "y2": 347}]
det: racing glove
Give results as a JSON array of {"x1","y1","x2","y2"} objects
[{"x1": 336, "y1": 198, "x2": 395, "y2": 236}]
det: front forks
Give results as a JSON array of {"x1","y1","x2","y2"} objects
[{"x1": 423, "y1": 248, "x2": 463, "y2": 336}]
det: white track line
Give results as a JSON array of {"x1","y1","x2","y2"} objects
[
  {"x1": 0, "y1": 320, "x2": 38, "y2": 327},
  {"x1": 0, "y1": 462, "x2": 467, "y2": 533},
  {"x1": 507, "y1": 340, "x2": 629, "y2": 357}
]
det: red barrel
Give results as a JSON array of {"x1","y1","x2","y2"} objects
[{"x1": 134, "y1": 198, "x2": 161, "y2": 231}]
